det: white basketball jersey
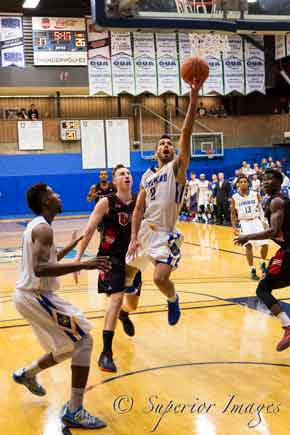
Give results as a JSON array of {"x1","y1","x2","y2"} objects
[
  {"x1": 198, "y1": 180, "x2": 210, "y2": 197},
  {"x1": 16, "y1": 216, "x2": 60, "y2": 292},
  {"x1": 141, "y1": 161, "x2": 185, "y2": 231},
  {"x1": 189, "y1": 179, "x2": 199, "y2": 196},
  {"x1": 233, "y1": 190, "x2": 259, "y2": 221}
]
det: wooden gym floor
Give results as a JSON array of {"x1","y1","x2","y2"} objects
[{"x1": 1, "y1": 217, "x2": 290, "y2": 435}]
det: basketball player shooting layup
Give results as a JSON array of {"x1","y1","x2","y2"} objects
[
  {"x1": 12, "y1": 183, "x2": 111, "y2": 429},
  {"x1": 235, "y1": 170, "x2": 290, "y2": 352},
  {"x1": 126, "y1": 67, "x2": 207, "y2": 325}
]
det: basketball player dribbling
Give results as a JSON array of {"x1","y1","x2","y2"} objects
[
  {"x1": 235, "y1": 169, "x2": 290, "y2": 352},
  {"x1": 12, "y1": 183, "x2": 111, "y2": 429},
  {"x1": 126, "y1": 79, "x2": 204, "y2": 325}
]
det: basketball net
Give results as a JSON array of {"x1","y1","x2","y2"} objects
[{"x1": 189, "y1": 33, "x2": 230, "y2": 57}]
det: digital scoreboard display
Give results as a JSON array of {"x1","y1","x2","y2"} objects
[
  {"x1": 32, "y1": 17, "x2": 87, "y2": 65},
  {"x1": 34, "y1": 31, "x2": 86, "y2": 51},
  {"x1": 60, "y1": 120, "x2": 81, "y2": 141}
]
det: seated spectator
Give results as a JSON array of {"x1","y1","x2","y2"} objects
[
  {"x1": 267, "y1": 156, "x2": 275, "y2": 168},
  {"x1": 31, "y1": 112, "x2": 38, "y2": 121},
  {"x1": 251, "y1": 174, "x2": 261, "y2": 193},
  {"x1": 275, "y1": 160, "x2": 283, "y2": 171},
  {"x1": 20, "y1": 108, "x2": 29, "y2": 120},
  {"x1": 208, "y1": 106, "x2": 218, "y2": 117},
  {"x1": 217, "y1": 104, "x2": 227, "y2": 117},
  {"x1": 28, "y1": 104, "x2": 39, "y2": 120},
  {"x1": 197, "y1": 102, "x2": 207, "y2": 117},
  {"x1": 260, "y1": 158, "x2": 268, "y2": 170}
]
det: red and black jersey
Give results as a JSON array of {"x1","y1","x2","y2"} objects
[
  {"x1": 264, "y1": 193, "x2": 290, "y2": 252},
  {"x1": 98, "y1": 193, "x2": 136, "y2": 257},
  {"x1": 94, "y1": 182, "x2": 116, "y2": 204}
]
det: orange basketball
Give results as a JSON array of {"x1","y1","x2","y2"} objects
[{"x1": 180, "y1": 56, "x2": 209, "y2": 85}]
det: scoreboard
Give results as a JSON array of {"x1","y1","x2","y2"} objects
[
  {"x1": 60, "y1": 120, "x2": 81, "y2": 141},
  {"x1": 34, "y1": 31, "x2": 86, "y2": 51},
  {"x1": 32, "y1": 17, "x2": 87, "y2": 66}
]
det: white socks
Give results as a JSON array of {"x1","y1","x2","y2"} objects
[
  {"x1": 277, "y1": 312, "x2": 290, "y2": 327},
  {"x1": 24, "y1": 361, "x2": 42, "y2": 378}
]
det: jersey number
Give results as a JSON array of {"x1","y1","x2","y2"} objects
[
  {"x1": 150, "y1": 187, "x2": 156, "y2": 201},
  {"x1": 245, "y1": 206, "x2": 252, "y2": 214}
]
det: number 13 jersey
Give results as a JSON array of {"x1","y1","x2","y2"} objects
[
  {"x1": 232, "y1": 190, "x2": 260, "y2": 221},
  {"x1": 141, "y1": 161, "x2": 186, "y2": 232}
]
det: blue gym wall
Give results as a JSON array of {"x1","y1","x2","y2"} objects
[{"x1": 0, "y1": 146, "x2": 289, "y2": 217}]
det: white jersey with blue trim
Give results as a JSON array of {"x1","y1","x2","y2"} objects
[
  {"x1": 232, "y1": 190, "x2": 260, "y2": 221},
  {"x1": 16, "y1": 216, "x2": 60, "y2": 292},
  {"x1": 141, "y1": 160, "x2": 185, "y2": 231}
]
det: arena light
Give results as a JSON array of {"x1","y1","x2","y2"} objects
[{"x1": 22, "y1": 0, "x2": 40, "y2": 8}]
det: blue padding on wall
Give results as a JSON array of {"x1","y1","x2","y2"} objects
[{"x1": 0, "y1": 147, "x2": 289, "y2": 216}]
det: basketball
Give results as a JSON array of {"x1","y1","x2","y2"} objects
[{"x1": 180, "y1": 56, "x2": 209, "y2": 85}]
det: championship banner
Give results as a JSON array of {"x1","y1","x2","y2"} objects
[
  {"x1": 178, "y1": 33, "x2": 192, "y2": 96},
  {"x1": 203, "y1": 53, "x2": 224, "y2": 95},
  {"x1": 87, "y1": 19, "x2": 112, "y2": 96},
  {"x1": 133, "y1": 33, "x2": 157, "y2": 95},
  {"x1": 32, "y1": 17, "x2": 87, "y2": 66},
  {"x1": 0, "y1": 16, "x2": 25, "y2": 67},
  {"x1": 111, "y1": 32, "x2": 135, "y2": 96},
  {"x1": 275, "y1": 35, "x2": 286, "y2": 60},
  {"x1": 245, "y1": 36, "x2": 265, "y2": 95},
  {"x1": 223, "y1": 35, "x2": 244, "y2": 95},
  {"x1": 156, "y1": 33, "x2": 180, "y2": 96}
]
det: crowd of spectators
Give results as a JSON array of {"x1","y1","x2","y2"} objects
[
  {"x1": 180, "y1": 156, "x2": 290, "y2": 225},
  {"x1": 5, "y1": 104, "x2": 39, "y2": 121},
  {"x1": 196, "y1": 102, "x2": 227, "y2": 118}
]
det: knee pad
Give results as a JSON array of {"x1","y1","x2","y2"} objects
[{"x1": 72, "y1": 334, "x2": 93, "y2": 367}]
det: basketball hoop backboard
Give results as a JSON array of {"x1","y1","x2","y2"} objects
[{"x1": 92, "y1": 0, "x2": 290, "y2": 34}]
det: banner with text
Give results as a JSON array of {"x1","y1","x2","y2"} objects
[
  {"x1": 87, "y1": 20, "x2": 112, "y2": 96},
  {"x1": 245, "y1": 36, "x2": 265, "y2": 95},
  {"x1": 156, "y1": 33, "x2": 180, "y2": 96},
  {"x1": 133, "y1": 32, "x2": 157, "y2": 95},
  {"x1": 223, "y1": 35, "x2": 244, "y2": 95},
  {"x1": 111, "y1": 32, "x2": 135, "y2": 96},
  {"x1": 0, "y1": 16, "x2": 24, "y2": 67}
]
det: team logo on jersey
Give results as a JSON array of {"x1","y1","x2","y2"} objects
[{"x1": 118, "y1": 212, "x2": 130, "y2": 226}]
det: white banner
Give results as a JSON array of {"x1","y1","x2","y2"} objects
[
  {"x1": 81, "y1": 120, "x2": 106, "y2": 169},
  {"x1": 223, "y1": 35, "x2": 244, "y2": 95},
  {"x1": 178, "y1": 33, "x2": 192, "y2": 96},
  {"x1": 18, "y1": 121, "x2": 44, "y2": 151},
  {"x1": 286, "y1": 35, "x2": 290, "y2": 59},
  {"x1": 275, "y1": 35, "x2": 286, "y2": 60},
  {"x1": 203, "y1": 54, "x2": 224, "y2": 95},
  {"x1": 245, "y1": 36, "x2": 265, "y2": 95},
  {"x1": 87, "y1": 20, "x2": 112, "y2": 96},
  {"x1": 156, "y1": 33, "x2": 180, "y2": 95},
  {"x1": 133, "y1": 33, "x2": 157, "y2": 95},
  {"x1": 32, "y1": 17, "x2": 87, "y2": 66},
  {"x1": 0, "y1": 17, "x2": 24, "y2": 67},
  {"x1": 111, "y1": 32, "x2": 135, "y2": 96}
]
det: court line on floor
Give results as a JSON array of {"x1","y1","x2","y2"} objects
[
  {"x1": 87, "y1": 361, "x2": 290, "y2": 389},
  {"x1": 0, "y1": 301, "x2": 238, "y2": 330},
  {"x1": 184, "y1": 241, "x2": 272, "y2": 261}
]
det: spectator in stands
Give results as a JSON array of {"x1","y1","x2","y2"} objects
[
  {"x1": 251, "y1": 173, "x2": 261, "y2": 193},
  {"x1": 217, "y1": 104, "x2": 227, "y2": 117},
  {"x1": 267, "y1": 156, "x2": 275, "y2": 168},
  {"x1": 212, "y1": 172, "x2": 232, "y2": 225},
  {"x1": 253, "y1": 163, "x2": 260, "y2": 175},
  {"x1": 275, "y1": 160, "x2": 283, "y2": 171},
  {"x1": 28, "y1": 104, "x2": 39, "y2": 120},
  {"x1": 208, "y1": 106, "x2": 218, "y2": 117},
  {"x1": 260, "y1": 158, "x2": 268, "y2": 170},
  {"x1": 20, "y1": 108, "x2": 29, "y2": 120},
  {"x1": 232, "y1": 169, "x2": 242, "y2": 189},
  {"x1": 197, "y1": 102, "x2": 207, "y2": 117},
  {"x1": 241, "y1": 161, "x2": 248, "y2": 174}
]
